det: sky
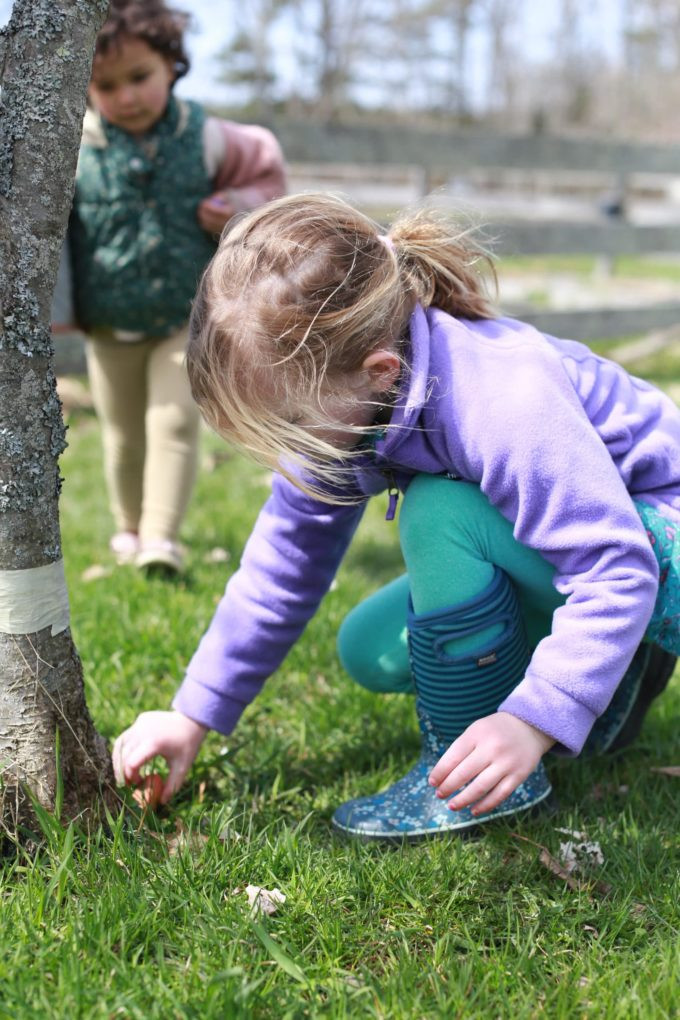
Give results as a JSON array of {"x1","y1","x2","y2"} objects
[{"x1": 0, "y1": 0, "x2": 625, "y2": 107}]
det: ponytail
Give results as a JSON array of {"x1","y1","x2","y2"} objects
[{"x1": 388, "y1": 208, "x2": 496, "y2": 320}]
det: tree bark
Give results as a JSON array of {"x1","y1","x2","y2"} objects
[{"x1": 0, "y1": 0, "x2": 113, "y2": 838}]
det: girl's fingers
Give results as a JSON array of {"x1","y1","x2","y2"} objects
[
  {"x1": 428, "y1": 733, "x2": 475, "y2": 786},
  {"x1": 160, "y1": 778, "x2": 176, "y2": 806},
  {"x1": 432, "y1": 748, "x2": 491, "y2": 799},
  {"x1": 122, "y1": 738, "x2": 164, "y2": 784},
  {"x1": 197, "y1": 201, "x2": 232, "y2": 234},
  {"x1": 111, "y1": 731, "x2": 131, "y2": 784},
  {"x1": 162, "y1": 758, "x2": 189, "y2": 804},
  {"x1": 446, "y1": 764, "x2": 503, "y2": 811},
  {"x1": 466, "y1": 775, "x2": 523, "y2": 816},
  {"x1": 112, "y1": 731, "x2": 161, "y2": 787},
  {"x1": 112, "y1": 713, "x2": 205, "y2": 799}
]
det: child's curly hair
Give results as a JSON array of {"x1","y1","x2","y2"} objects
[
  {"x1": 95, "y1": 0, "x2": 191, "y2": 82},
  {"x1": 188, "y1": 193, "x2": 496, "y2": 501}
]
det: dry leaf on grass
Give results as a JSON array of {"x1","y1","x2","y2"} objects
[
  {"x1": 232, "y1": 885, "x2": 286, "y2": 916},
  {"x1": 217, "y1": 823, "x2": 242, "y2": 843},
  {"x1": 539, "y1": 848, "x2": 581, "y2": 891},
  {"x1": 343, "y1": 974, "x2": 363, "y2": 990},
  {"x1": 590, "y1": 782, "x2": 629, "y2": 800},
  {"x1": 650, "y1": 765, "x2": 680, "y2": 777},
  {"x1": 512, "y1": 833, "x2": 611, "y2": 896},
  {"x1": 81, "y1": 564, "x2": 113, "y2": 582},
  {"x1": 166, "y1": 819, "x2": 209, "y2": 856},
  {"x1": 555, "y1": 828, "x2": 605, "y2": 874}
]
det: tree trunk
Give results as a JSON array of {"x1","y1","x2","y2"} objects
[{"x1": 0, "y1": 0, "x2": 113, "y2": 839}]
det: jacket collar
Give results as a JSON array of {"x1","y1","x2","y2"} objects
[
  {"x1": 80, "y1": 95, "x2": 190, "y2": 151},
  {"x1": 375, "y1": 303, "x2": 431, "y2": 457}
]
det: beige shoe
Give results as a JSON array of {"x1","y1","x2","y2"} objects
[
  {"x1": 135, "y1": 540, "x2": 185, "y2": 574},
  {"x1": 110, "y1": 531, "x2": 140, "y2": 565}
]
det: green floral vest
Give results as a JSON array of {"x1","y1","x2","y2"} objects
[{"x1": 71, "y1": 96, "x2": 217, "y2": 337}]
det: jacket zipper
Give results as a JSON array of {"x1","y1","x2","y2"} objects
[{"x1": 384, "y1": 471, "x2": 399, "y2": 521}]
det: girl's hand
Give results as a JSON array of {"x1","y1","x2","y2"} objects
[
  {"x1": 112, "y1": 710, "x2": 208, "y2": 805},
  {"x1": 197, "y1": 190, "x2": 237, "y2": 235},
  {"x1": 427, "y1": 712, "x2": 555, "y2": 816}
]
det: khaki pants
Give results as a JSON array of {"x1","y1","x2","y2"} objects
[{"x1": 85, "y1": 325, "x2": 200, "y2": 543}]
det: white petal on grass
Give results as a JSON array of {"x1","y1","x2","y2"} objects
[
  {"x1": 204, "y1": 547, "x2": 231, "y2": 564},
  {"x1": 232, "y1": 885, "x2": 287, "y2": 916}
]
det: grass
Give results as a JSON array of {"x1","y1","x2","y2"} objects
[
  {"x1": 482, "y1": 254, "x2": 680, "y2": 283},
  {"x1": 1, "y1": 352, "x2": 679, "y2": 1018}
]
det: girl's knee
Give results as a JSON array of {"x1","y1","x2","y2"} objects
[
  {"x1": 400, "y1": 475, "x2": 489, "y2": 558},
  {"x1": 336, "y1": 609, "x2": 379, "y2": 689},
  {"x1": 337, "y1": 604, "x2": 412, "y2": 695},
  {"x1": 147, "y1": 401, "x2": 199, "y2": 444},
  {"x1": 402, "y1": 474, "x2": 488, "y2": 521}
]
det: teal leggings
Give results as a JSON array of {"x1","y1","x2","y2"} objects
[{"x1": 337, "y1": 475, "x2": 566, "y2": 694}]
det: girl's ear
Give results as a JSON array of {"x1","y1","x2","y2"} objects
[
  {"x1": 165, "y1": 56, "x2": 179, "y2": 85},
  {"x1": 361, "y1": 349, "x2": 401, "y2": 393}
]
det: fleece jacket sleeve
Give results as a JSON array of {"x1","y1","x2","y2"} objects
[
  {"x1": 173, "y1": 474, "x2": 365, "y2": 735},
  {"x1": 202, "y1": 117, "x2": 287, "y2": 212},
  {"x1": 444, "y1": 324, "x2": 660, "y2": 754}
]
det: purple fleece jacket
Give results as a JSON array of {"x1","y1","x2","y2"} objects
[{"x1": 174, "y1": 305, "x2": 680, "y2": 753}]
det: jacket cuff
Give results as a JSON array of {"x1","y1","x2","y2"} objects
[
  {"x1": 172, "y1": 676, "x2": 248, "y2": 736},
  {"x1": 498, "y1": 673, "x2": 598, "y2": 756}
]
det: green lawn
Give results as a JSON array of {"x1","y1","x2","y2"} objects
[
  {"x1": 0, "y1": 350, "x2": 678, "y2": 1018},
  {"x1": 501, "y1": 254, "x2": 680, "y2": 282}
]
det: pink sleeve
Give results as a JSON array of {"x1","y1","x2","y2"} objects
[{"x1": 213, "y1": 121, "x2": 286, "y2": 211}]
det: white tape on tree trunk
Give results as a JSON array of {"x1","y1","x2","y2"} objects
[{"x1": 0, "y1": 559, "x2": 70, "y2": 636}]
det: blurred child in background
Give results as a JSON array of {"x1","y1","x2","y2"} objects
[{"x1": 56, "y1": 0, "x2": 285, "y2": 572}]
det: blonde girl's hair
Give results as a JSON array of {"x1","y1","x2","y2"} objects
[{"x1": 187, "y1": 192, "x2": 496, "y2": 500}]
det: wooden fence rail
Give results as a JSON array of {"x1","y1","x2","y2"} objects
[
  {"x1": 287, "y1": 159, "x2": 680, "y2": 343},
  {"x1": 488, "y1": 221, "x2": 680, "y2": 257},
  {"x1": 486, "y1": 220, "x2": 680, "y2": 340},
  {"x1": 54, "y1": 137, "x2": 680, "y2": 372}
]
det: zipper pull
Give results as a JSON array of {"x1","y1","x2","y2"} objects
[{"x1": 385, "y1": 484, "x2": 399, "y2": 521}]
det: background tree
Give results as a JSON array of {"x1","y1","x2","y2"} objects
[
  {"x1": 0, "y1": 0, "x2": 114, "y2": 837},
  {"x1": 554, "y1": 0, "x2": 597, "y2": 126},
  {"x1": 366, "y1": 0, "x2": 452, "y2": 120},
  {"x1": 209, "y1": 0, "x2": 680, "y2": 138},
  {"x1": 615, "y1": 0, "x2": 680, "y2": 135},
  {"x1": 291, "y1": 0, "x2": 373, "y2": 121},
  {"x1": 427, "y1": 0, "x2": 480, "y2": 119},
  {"x1": 482, "y1": 0, "x2": 521, "y2": 121},
  {"x1": 215, "y1": 0, "x2": 291, "y2": 119},
  {"x1": 369, "y1": 0, "x2": 485, "y2": 120}
]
